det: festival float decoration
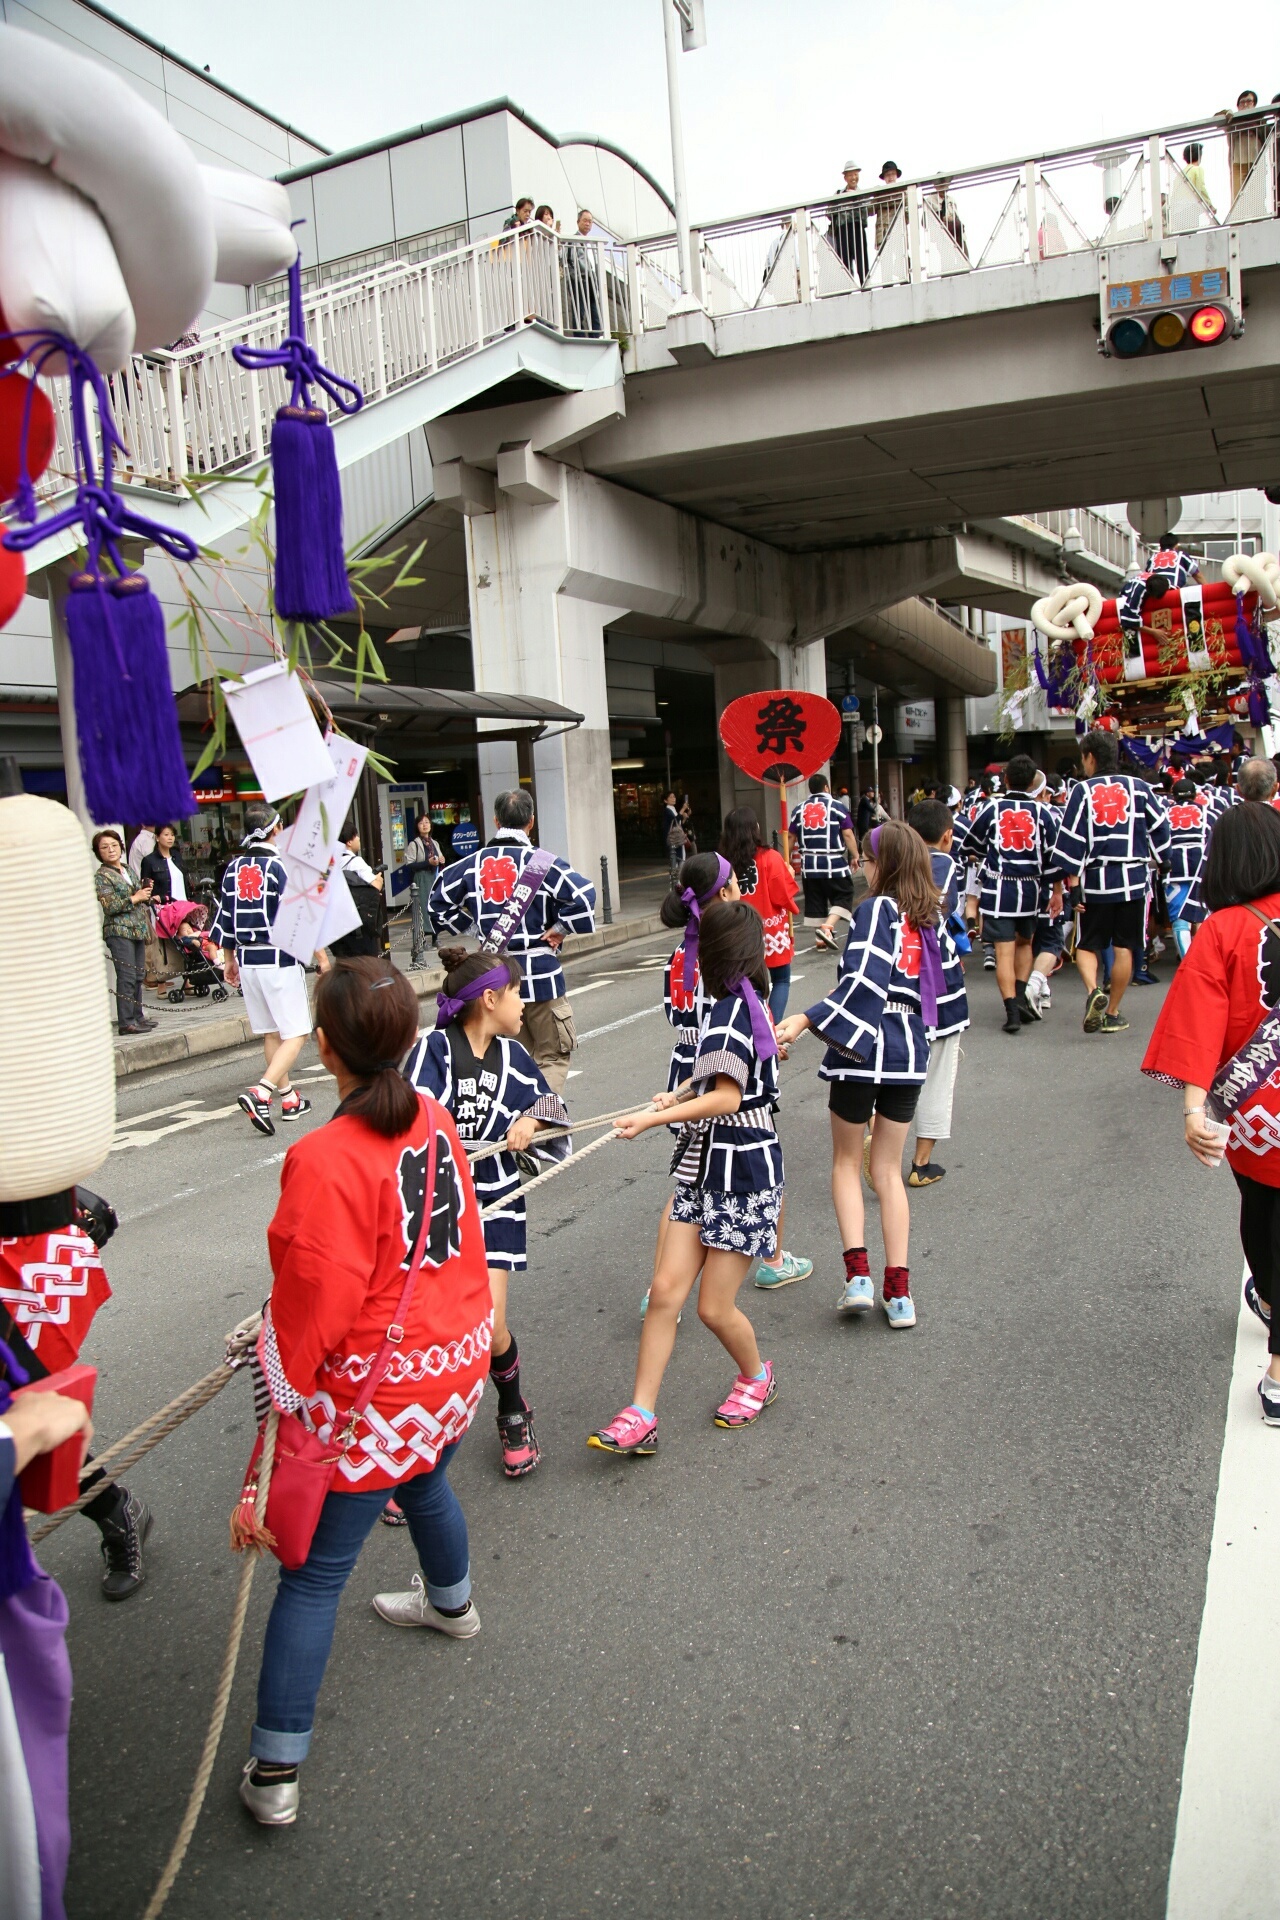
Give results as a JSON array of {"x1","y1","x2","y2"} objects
[
  {"x1": 719, "y1": 688, "x2": 844, "y2": 854},
  {"x1": 1030, "y1": 551, "x2": 1280, "y2": 749}
]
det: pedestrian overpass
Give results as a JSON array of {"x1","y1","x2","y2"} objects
[{"x1": 16, "y1": 108, "x2": 1280, "y2": 877}]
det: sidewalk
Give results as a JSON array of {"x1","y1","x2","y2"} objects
[{"x1": 113, "y1": 903, "x2": 670, "y2": 1077}]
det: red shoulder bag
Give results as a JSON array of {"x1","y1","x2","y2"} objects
[{"x1": 234, "y1": 1097, "x2": 440, "y2": 1569}]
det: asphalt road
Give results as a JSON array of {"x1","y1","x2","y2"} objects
[{"x1": 49, "y1": 935, "x2": 1240, "y2": 1920}]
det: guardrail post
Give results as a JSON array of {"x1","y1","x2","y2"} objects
[
  {"x1": 371, "y1": 280, "x2": 384, "y2": 398},
  {"x1": 512, "y1": 230, "x2": 524, "y2": 329},
  {"x1": 906, "y1": 185, "x2": 924, "y2": 282},
  {"x1": 470, "y1": 243, "x2": 484, "y2": 349},
  {"x1": 1149, "y1": 133, "x2": 1165, "y2": 244},
  {"x1": 687, "y1": 230, "x2": 704, "y2": 305},
  {"x1": 600, "y1": 854, "x2": 613, "y2": 925},
  {"x1": 623, "y1": 242, "x2": 639, "y2": 339},
  {"x1": 163, "y1": 358, "x2": 187, "y2": 485},
  {"x1": 794, "y1": 209, "x2": 813, "y2": 303},
  {"x1": 1024, "y1": 160, "x2": 1039, "y2": 263},
  {"x1": 595, "y1": 238, "x2": 608, "y2": 334}
]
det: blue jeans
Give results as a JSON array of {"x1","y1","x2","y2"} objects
[
  {"x1": 767, "y1": 963, "x2": 791, "y2": 1022},
  {"x1": 251, "y1": 1444, "x2": 469, "y2": 1765}
]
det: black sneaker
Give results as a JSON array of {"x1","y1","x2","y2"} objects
[
  {"x1": 1098, "y1": 1011, "x2": 1129, "y2": 1034},
  {"x1": 1082, "y1": 987, "x2": 1109, "y2": 1033},
  {"x1": 907, "y1": 1162, "x2": 946, "y2": 1187},
  {"x1": 278, "y1": 1093, "x2": 312, "y2": 1123},
  {"x1": 238, "y1": 1083, "x2": 275, "y2": 1135},
  {"x1": 1002, "y1": 1003, "x2": 1022, "y2": 1035},
  {"x1": 982, "y1": 944, "x2": 996, "y2": 970},
  {"x1": 1244, "y1": 1275, "x2": 1272, "y2": 1330},
  {"x1": 97, "y1": 1490, "x2": 152, "y2": 1601}
]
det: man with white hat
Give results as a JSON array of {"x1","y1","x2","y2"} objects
[{"x1": 829, "y1": 159, "x2": 868, "y2": 283}]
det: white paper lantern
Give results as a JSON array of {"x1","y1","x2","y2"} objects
[{"x1": 0, "y1": 796, "x2": 115, "y2": 1202}]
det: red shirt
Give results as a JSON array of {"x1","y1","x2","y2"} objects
[
  {"x1": 740, "y1": 847, "x2": 802, "y2": 966},
  {"x1": 259, "y1": 1094, "x2": 494, "y2": 1490},
  {"x1": 1142, "y1": 893, "x2": 1280, "y2": 1185},
  {"x1": 0, "y1": 1223, "x2": 111, "y2": 1373}
]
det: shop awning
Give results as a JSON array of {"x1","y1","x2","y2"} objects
[{"x1": 176, "y1": 677, "x2": 584, "y2": 749}]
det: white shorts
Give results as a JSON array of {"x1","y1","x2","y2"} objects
[
  {"x1": 915, "y1": 1030, "x2": 961, "y2": 1142},
  {"x1": 238, "y1": 963, "x2": 313, "y2": 1039}
]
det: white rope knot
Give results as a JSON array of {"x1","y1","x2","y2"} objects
[
  {"x1": 1030, "y1": 581, "x2": 1103, "y2": 642},
  {"x1": 1223, "y1": 551, "x2": 1280, "y2": 612}
]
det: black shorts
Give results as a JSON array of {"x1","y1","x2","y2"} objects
[
  {"x1": 1078, "y1": 897, "x2": 1146, "y2": 955},
  {"x1": 828, "y1": 1079, "x2": 921, "y2": 1125},
  {"x1": 983, "y1": 914, "x2": 1037, "y2": 944},
  {"x1": 804, "y1": 871, "x2": 854, "y2": 920},
  {"x1": 1033, "y1": 917, "x2": 1065, "y2": 957}
]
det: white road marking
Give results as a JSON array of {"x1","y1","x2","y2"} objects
[
  {"x1": 1166, "y1": 1278, "x2": 1279, "y2": 1919},
  {"x1": 566, "y1": 1069, "x2": 582, "y2": 1080},
  {"x1": 113, "y1": 1097, "x2": 201, "y2": 1129},
  {"x1": 118, "y1": 1149, "x2": 287, "y2": 1223},
  {"x1": 112, "y1": 1104, "x2": 240, "y2": 1151},
  {"x1": 576, "y1": 1006, "x2": 663, "y2": 1043},
  {"x1": 566, "y1": 979, "x2": 616, "y2": 996}
]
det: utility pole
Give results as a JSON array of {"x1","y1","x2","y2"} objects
[{"x1": 660, "y1": 0, "x2": 705, "y2": 301}]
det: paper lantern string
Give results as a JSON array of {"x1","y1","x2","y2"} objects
[
  {"x1": 230, "y1": 241, "x2": 364, "y2": 417},
  {"x1": 1, "y1": 330, "x2": 200, "y2": 586}
]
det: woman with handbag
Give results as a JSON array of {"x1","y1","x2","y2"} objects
[{"x1": 238, "y1": 959, "x2": 494, "y2": 1828}]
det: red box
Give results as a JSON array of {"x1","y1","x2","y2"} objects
[{"x1": 13, "y1": 1363, "x2": 97, "y2": 1513}]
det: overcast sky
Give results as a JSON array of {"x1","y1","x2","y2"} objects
[{"x1": 119, "y1": 0, "x2": 1276, "y2": 220}]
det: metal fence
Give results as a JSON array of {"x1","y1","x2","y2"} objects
[
  {"x1": 36, "y1": 223, "x2": 632, "y2": 495},
  {"x1": 635, "y1": 111, "x2": 1279, "y2": 328}
]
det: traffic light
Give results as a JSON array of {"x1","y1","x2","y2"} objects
[{"x1": 1104, "y1": 304, "x2": 1231, "y2": 358}]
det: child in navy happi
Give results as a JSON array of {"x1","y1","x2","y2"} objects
[
  {"x1": 904, "y1": 798, "x2": 971, "y2": 1188},
  {"x1": 789, "y1": 772, "x2": 857, "y2": 949},
  {"x1": 778, "y1": 821, "x2": 946, "y2": 1329},
  {"x1": 590, "y1": 902, "x2": 783, "y2": 1457},
  {"x1": 404, "y1": 949, "x2": 569, "y2": 1478},
  {"x1": 1162, "y1": 775, "x2": 1213, "y2": 956},
  {"x1": 952, "y1": 753, "x2": 1062, "y2": 1035}
]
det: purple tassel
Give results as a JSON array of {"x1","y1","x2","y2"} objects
[
  {"x1": 0, "y1": 1342, "x2": 40, "y2": 1603},
  {"x1": 231, "y1": 243, "x2": 364, "y2": 625},
  {"x1": 271, "y1": 406, "x2": 356, "y2": 622},
  {"x1": 1248, "y1": 676, "x2": 1270, "y2": 727},
  {"x1": 65, "y1": 572, "x2": 195, "y2": 823}
]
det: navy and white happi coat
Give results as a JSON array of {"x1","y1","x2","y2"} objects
[
  {"x1": 663, "y1": 946, "x2": 714, "y2": 1092},
  {"x1": 208, "y1": 841, "x2": 297, "y2": 967},
  {"x1": 403, "y1": 1027, "x2": 569, "y2": 1270},
  {"x1": 1035, "y1": 802, "x2": 1068, "y2": 933},
  {"x1": 805, "y1": 893, "x2": 931, "y2": 1083},
  {"x1": 788, "y1": 792, "x2": 853, "y2": 875},
  {"x1": 953, "y1": 792, "x2": 1061, "y2": 919},
  {"x1": 931, "y1": 921, "x2": 970, "y2": 1041},
  {"x1": 669, "y1": 992, "x2": 784, "y2": 1196},
  {"x1": 1163, "y1": 791, "x2": 1214, "y2": 924},
  {"x1": 1053, "y1": 774, "x2": 1171, "y2": 900},
  {"x1": 427, "y1": 829, "x2": 596, "y2": 1001}
]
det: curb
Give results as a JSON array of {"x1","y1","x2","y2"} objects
[{"x1": 113, "y1": 910, "x2": 667, "y2": 1079}]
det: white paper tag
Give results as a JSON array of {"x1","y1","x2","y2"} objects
[
  {"x1": 280, "y1": 731, "x2": 368, "y2": 877},
  {"x1": 272, "y1": 853, "x2": 360, "y2": 966},
  {"x1": 222, "y1": 661, "x2": 336, "y2": 802}
]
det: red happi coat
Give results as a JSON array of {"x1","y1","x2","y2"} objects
[
  {"x1": 259, "y1": 1093, "x2": 494, "y2": 1491},
  {"x1": 1142, "y1": 891, "x2": 1280, "y2": 1187},
  {"x1": 0, "y1": 1223, "x2": 111, "y2": 1372},
  {"x1": 740, "y1": 847, "x2": 802, "y2": 967}
]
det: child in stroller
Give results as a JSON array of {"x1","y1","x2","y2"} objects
[{"x1": 154, "y1": 900, "x2": 229, "y2": 1004}]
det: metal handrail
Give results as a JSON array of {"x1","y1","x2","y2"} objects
[{"x1": 33, "y1": 223, "x2": 631, "y2": 496}]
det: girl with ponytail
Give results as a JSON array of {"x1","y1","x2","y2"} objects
[
  {"x1": 404, "y1": 947, "x2": 570, "y2": 1480},
  {"x1": 241, "y1": 959, "x2": 492, "y2": 1827}
]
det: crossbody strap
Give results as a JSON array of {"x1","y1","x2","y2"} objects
[
  {"x1": 1245, "y1": 904, "x2": 1280, "y2": 944},
  {"x1": 341, "y1": 1096, "x2": 440, "y2": 1435}
]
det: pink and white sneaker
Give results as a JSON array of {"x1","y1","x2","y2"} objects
[
  {"x1": 713, "y1": 1361, "x2": 777, "y2": 1428},
  {"x1": 587, "y1": 1406, "x2": 658, "y2": 1457}
]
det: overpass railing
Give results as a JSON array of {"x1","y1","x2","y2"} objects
[
  {"x1": 36, "y1": 223, "x2": 631, "y2": 494},
  {"x1": 633, "y1": 111, "x2": 1278, "y2": 329}
]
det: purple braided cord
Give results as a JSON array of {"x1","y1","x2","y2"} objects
[{"x1": 231, "y1": 239, "x2": 364, "y2": 416}]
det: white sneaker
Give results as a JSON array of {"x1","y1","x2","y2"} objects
[
  {"x1": 372, "y1": 1572, "x2": 481, "y2": 1637},
  {"x1": 1026, "y1": 971, "x2": 1050, "y2": 1016}
]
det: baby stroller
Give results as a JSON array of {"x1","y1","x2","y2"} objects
[{"x1": 155, "y1": 900, "x2": 228, "y2": 1004}]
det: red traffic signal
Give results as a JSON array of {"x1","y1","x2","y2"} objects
[{"x1": 1105, "y1": 303, "x2": 1231, "y2": 358}]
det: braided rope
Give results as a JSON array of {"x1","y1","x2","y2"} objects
[
  {"x1": 28, "y1": 1366, "x2": 236, "y2": 1542},
  {"x1": 140, "y1": 1409, "x2": 279, "y2": 1920}
]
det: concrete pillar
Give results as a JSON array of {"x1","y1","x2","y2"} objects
[
  {"x1": 712, "y1": 636, "x2": 828, "y2": 847},
  {"x1": 464, "y1": 500, "x2": 623, "y2": 892},
  {"x1": 936, "y1": 694, "x2": 969, "y2": 790}
]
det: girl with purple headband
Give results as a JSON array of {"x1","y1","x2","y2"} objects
[
  {"x1": 403, "y1": 949, "x2": 569, "y2": 1480},
  {"x1": 777, "y1": 820, "x2": 945, "y2": 1331},
  {"x1": 589, "y1": 901, "x2": 784, "y2": 1457}
]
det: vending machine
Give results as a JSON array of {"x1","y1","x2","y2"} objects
[{"x1": 378, "y1": 781, "x2": 429, "y2": 900}]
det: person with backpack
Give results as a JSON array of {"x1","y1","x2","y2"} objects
[{"x1": 330, "y1": 822, "x2": 385, "y2": 960}]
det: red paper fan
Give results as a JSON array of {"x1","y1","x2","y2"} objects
[{"x1": 719, "y1": 688, "x2": 843, "y2": 785}]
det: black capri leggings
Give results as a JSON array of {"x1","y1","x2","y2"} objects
[{"x1": 1233, "y1": 1169, "x2": 1280, "y2": 1355}]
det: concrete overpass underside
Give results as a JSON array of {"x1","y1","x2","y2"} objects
[{"x1": 587, "y1": 269, "x2": 1280, "y2": 550}]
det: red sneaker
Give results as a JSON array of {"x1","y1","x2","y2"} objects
[{"x1": 497, "y1": 1407, "x2": 541, "y2": 1478}]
